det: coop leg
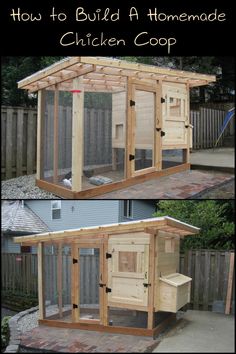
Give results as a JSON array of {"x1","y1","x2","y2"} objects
[{"x1": 112, "y1": 148, "x2": 118, "y2": 171}]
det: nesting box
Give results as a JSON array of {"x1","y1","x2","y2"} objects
[
  {"x1": 17, "y1": 57, "x2": 216, "y2": 199},
  {"x1": 14, "y1": 216, "x2": 199, "y2": 337}
]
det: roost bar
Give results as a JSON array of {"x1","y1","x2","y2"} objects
[
  {"x1": 18, "y1": 57, "x2": 216, "y2": 198},
  {"x1": 14, "y1": 217, "x2": 200, "y2": 337}
]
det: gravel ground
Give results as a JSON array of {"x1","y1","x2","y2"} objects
[
  {"x1": 1, "y1": 174, "x2": 58, "y2": 199},
  {"x1": 194, "y1": 178, "x2": 235, "y2": 199}
]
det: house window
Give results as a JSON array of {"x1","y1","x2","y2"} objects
[
  {"x1": 51, "y1": 201, "x2": 61, "y2": 220},
  {"x1": 165, "y1": 238, "x2": 175, "y2": 253},
  {"x1": 123, "y1": 200, "x2": 133, "y2": 218},
  {"x1": 21, "y1": 245, "x2": 31, "y2": 253}
]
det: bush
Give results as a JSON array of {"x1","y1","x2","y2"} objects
[
  {"x1": 1, "y1": 316, "x2": 11, "y2": 351},
  {"x1": 2, "y1": 291, "x2": 38, "y2": 312}
]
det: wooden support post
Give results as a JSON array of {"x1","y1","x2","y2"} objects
[
  {"x1": 183, "y1": 83, "x2": 190, "y2": 163},
  {"x1": 126, "y1": 77, "x2": 134, "y2": 179},
  {"x1": 71, "y1": 244, "x2": 79, "y2": 322},
  {"x1": 225, "y1": 252, "x2": 235, "y2": 314},
  {"x1": 102, "y1": 239, "x2": 109, "y2": 326},
  {"x1": 147, "y1": 234, "x2": 156, "y2": 329},
  {"x1": 72, "y1": 77, "x2": 84, "y2": 192},
  {"x1": 112, "y1": 148, "x2": 118, "y2": 171},
  {"x1": 36, "y1": 89, "x2": 45, "y2": 180},
  {"x1": 155, "y1": 81, "x2": 163, "y2": 171},
  {"x1": 57, "y1": 243, "x2": 63, "y2": 318},
  {"x1": 53, "y1": 86, "x2": 59, "y2": 183},
  {"x1": 38, "y1": 242, "x2": 45, "y2": 320}
]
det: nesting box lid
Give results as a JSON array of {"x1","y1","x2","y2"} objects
[{"x1": 159, "y1": 273, "x2": 192, "y2": 287}]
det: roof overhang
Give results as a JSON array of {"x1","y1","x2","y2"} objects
[
  {"x1": 14, "y1": 216, "x2": 200, "y2": 246},
  {"x1": 18, "y1": 57, "x2": 216, "y2": 93}
]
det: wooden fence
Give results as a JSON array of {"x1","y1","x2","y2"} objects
[
  {"x1": 1, "y1": 250, "x2": 234, "y2": 313},
  {"x1": 1, "y1": 106, "x2": 231, "y2": 180}
]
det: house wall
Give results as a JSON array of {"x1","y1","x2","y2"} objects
[
  {"x1": 2, "y1": 235, "x2": 37, "y2": 254},
  {"x1": 119, "y1": 200, "x2": 156, "y2": 222},
  {"x1": 26, "y1": 200, "x2": 120, "y2": 231}
]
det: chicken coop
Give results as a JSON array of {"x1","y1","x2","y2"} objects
[
  {"x1": 18, "y1": 57, "x2": 216, "y2": 198},
  {"x1": 14, "y1": 216, "x2": 200, "y2": 337}
]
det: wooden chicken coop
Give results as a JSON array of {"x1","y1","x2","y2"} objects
[
  {"x1": 14, "y1": 216, "x2": 200, "y2": 337},
  {"x1": 18, "y1": 57, "x2": 216, "y2": 198}
]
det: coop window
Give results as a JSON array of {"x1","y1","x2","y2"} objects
[
  {"x1": 123, "y1": 200, "x2": 133, "y2": 218},
  {"x1": 51, "y1": 201, "x2": 61, "y2": 220},
  {"x1": 119, "y1": 251, "x2": 137, "y2": 272},
  {"x1": 165, "y1": 238, "x2": 175, "y2": 253},
  {"x1": 169, "y1": 97, "x2": 181, "y2": 116}
]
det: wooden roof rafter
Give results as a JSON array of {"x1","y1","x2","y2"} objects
[
  {"x1": 14, "y1": 216, "x2": 200, "y2": 245},
  {"x1": 18, "y1": 56, "x2": 216, "y2": 93}
]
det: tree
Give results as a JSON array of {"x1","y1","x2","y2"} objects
[{"x1": 154, "y1": 200, "x2": 234, "y2": 250}]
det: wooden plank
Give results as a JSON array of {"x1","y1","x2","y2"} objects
[
  {"x1": 38, "y1": 242, "x2": 45, "y2": 319},
  {"x1": 193, "y1": 250, "x2": 200, "y2": 310},
  {"x1": 36, "y1": 178, "x2": 74, "y2": 198},
  {"x1": 147, "y1": 234, "x2": 155, "y2": 329},
  {"x1": 71, "y1": 244, "x2": 79, "y2": 322},
  {"x1": 36, "y1": 90, "x2": 45, "y2": 180},
  {"x1": 202, "y1": 250, "x2": 210, "y2": 311},
  {"x1": 57, "y1": 244, "x2": 63, "y2": 318},
  {"x1": 16, "y1": 108, "x2": 24, "y2": 176},
  {"x1": 102, "y1": 239, "x2": 109, "y2": 326},
  {"x1": 72, "y1": 77, "x2": 84, "y2": 191},
  {"x1": 53, "y1": 87, "x2": 59, "y2": 183},
  {"x1": 6, "y1": 108, "x2": 13, "y2": 179},
  {"x1": 38, "y1": 319, "x2": 154, "y2": 337},
  {"x1": 27, "y1": 110, "x2": 36, "y2": 175},
  {"x1": 225, "y1": 252, "x2": 235, "y2": 314},
  {"x1": 126, "y1": 77, "x2": 133, "y2": 179},
  {"x1": 155, "y1": 82, "x2": 162, "y2": 170}
]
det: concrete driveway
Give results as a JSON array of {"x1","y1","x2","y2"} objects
[{"x1": 153, "y1": 310, "x2": 235, "y2": 353}]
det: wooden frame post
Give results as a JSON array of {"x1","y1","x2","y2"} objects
[
  {"x1": 183, "y1": 83, "x2": 190, "y2": 163},
  {"x1": 72, "y1": 77, "x2": 84, "y2": 192},
  {"x1": 38, "y1": 242, "x2": 45, "y2": 320},
  {"x1": 155, "y1": 81, "x2": 163, "y2": 171},
  {"x1": 126, "y1": 77, "x2": 134, "y2": 179},
  {"x1": 71, "y1": 244, "x2": 79, "y2": 322},
  {"x1": 102, "y1": 238, "x2": 109, "y2": 326},
  {"x1": 225, "y1": 252, "x2": 235, "y2": 314},
  {"x1": 147, "y1": 233, "x2": 156, "y2": 329},
  {"x1": 53, "y1": 85, "x2": 59, "y2": 183},
  {"x1": 57, "y1": 243, "x2": 63, "y2": 318},
  {"x1": 36, "y1": 89, "x2": 45, "y2": 180}
]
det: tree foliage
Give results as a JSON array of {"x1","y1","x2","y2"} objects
[{"x1": 154, "y1": 200, "x2": 234, "y2": 250}]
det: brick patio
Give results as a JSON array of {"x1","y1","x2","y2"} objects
[
  {"x1": 20, "y1": 326, "x2": 160, "y2": 353},
  {"x1": 93, "y1": 170, "x2": 234, "y2": 199}
]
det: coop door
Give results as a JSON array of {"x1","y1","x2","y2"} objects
[
  {"x1": 162, "y1": 84, "x2": 188, "y2": 147},
  {"x1": 129, "y1": 84, "x2": 156, "y2": 176},
  {"x1": 107, "y1": 244, "x2": 149, "y2": 307}
]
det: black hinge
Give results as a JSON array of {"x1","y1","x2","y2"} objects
[
  {"x1": 129, "y1": 154, "x2": 135, "y2": 161},
  {"x1": 156, "y1": 127, "x2": 161, "y2": 132},
  {"x1": 130, "y1": 100, "x2": 135, "y2": 106},
  {"x1": 106, "y1": 253, "x2": 112, "y2": 259},
  {"x1": 73, "y1": 258, "x2": 78, "y2": 264},
  {"x1": 161, "y1": 131, "x2": 165, "y2": 137},
  {"x1": 143, "y1": 283, "x2": 151, "y2": 288},
  {"x1": 99, "y1": 283, "x2": 105, "y2": 288},
  {"x1": 106, "y1": 287, "x2": 112, "y2": 293},
  {"x1": 185, "y1": 125, "x2": 189, "y2": 128},
  {"x1": 73, "y1": 303, "x2": 78, "y2": 308},
  {"x1": 161, "y1": 97, "x2": 165, "y2": 103}
]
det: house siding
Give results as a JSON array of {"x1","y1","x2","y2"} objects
[
  {"x1": 25, "y1": 200, "x2": 120, "y2": 231},
  {"x1": 2, "y1": 236, "x2": 37, "y2": 254},
  {"x1": 119, "y1": 200, "x2": 156, "y2": 222}
]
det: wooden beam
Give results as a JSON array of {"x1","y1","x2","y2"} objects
[
  {"x1": 225, "y1": 252, "x2": 235, "y2": 314},
  {"x1": 38, "y1": 242, "x2": 45, "y2": 320},
  {"x1": 57, "y1": 243, "x2": 63, "y2": 318},
  {"x1": 155, "y1": 81, "x2": 162, "y2": 171},
  {"x1": 126, "y1": 77, "x2": 134, "y2": 179},
  {"x1": 102, "y1": 240, "x2": 109, "y2": 326},
  {"x1": 53, "y1": 86, "x2": 59, "y2": 183},
  {"x1": 71, "y1": 244, "x2": 79, "y2": 322},
  {"x1": 72, "y1": 76, "x2": 84, "y2": 192},
  {"x1": 147, "y1": 234, "x2": 156, "y2": 329},
  {"x1": 183, "y1": 83, "x2": 190, "y2": 163},
  {"x1": 36, "y1": 89, "x2": 45, "y2": 180}
]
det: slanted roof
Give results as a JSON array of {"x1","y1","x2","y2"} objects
[
  {"x1": 2, "y1": 201, "x2": 50, "y2": 235},
  {"x1": 14, "y1": 216, "x2": 200, "y2": 245},
  {"x1": 18, "y1": 56, "x2": 216, "y2": 93}
]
